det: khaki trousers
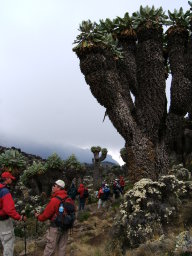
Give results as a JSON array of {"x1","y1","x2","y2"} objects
[
  {"x1": 43, "y1": 227, "x2": 68, "y2": 256},
  {"x1": 0, "y1": 218, "x2": 15, "y2": 256}
]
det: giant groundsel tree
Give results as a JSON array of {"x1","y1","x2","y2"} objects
[
  {"x1": 73, "y1": 4, "x2": 192, "y2": 182},
  {"x1": 91, "y1": 146, "x2": 107, "y2": 189}
]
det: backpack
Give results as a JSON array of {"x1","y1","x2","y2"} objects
[
  {"x1": 100, "y1": 189, "x2": 105, "y2": 200},
  {"x1": 54, "y1": 196, "x2": 76, "y2": 231},
  {"x1": 100, "y1": 187, "x2": 110, "y2": 201},
  {"x1": 83, "y1": 188, "x2": 89, "y2": 199}
]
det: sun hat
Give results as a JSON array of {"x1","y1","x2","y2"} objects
[
  {"x1": 55, "y1": 180, "x2": 65, "y2": 188},
  {"x1": 1, "y1": 172, "x2": 16, "y2": 180}
]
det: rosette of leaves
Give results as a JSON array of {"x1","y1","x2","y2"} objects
[
  {"x1": 91, "y1": 146, "x2": 107, "y2": 163},
  {"x1": 0, "y1": 149, "x2": 27, "y2": 175},
  {"x1": 73, "y1": 19, "x2": 123, "y2": 59},
  {"x1": 20, "y1": 161, "x2": 46, "y2": 184},
  {"x1": 113, "y1": 12, "x2": 136, "y2": 39},
  {"x1": 101, "y1": 148, "x2": 107, "y2": 156},
  {"x1": 45, "y1": 153, "x2": 64, "y2": 170},
  {"x1": 91, "y1": 146, "x2": 101, "y2": 154},
  {"x1": 132, "y1": 5, "x2": 168, "y2": 30},
  {"x1": 167, "y1": 7, "x2": 191, "y2": 30},
  {"x1": 96, "y1": 18, "x2": 116, "y2": 34},
  {"x1": 73, "y1": 20, "x2": 96, "y2": 49}
]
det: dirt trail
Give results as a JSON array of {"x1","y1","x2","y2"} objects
[{"x1": 12, "y1": 200, "x2": 118, "y2": 256}]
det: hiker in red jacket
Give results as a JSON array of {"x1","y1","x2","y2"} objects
[
  {"x1": 119, "y1": 176, "x2": 125, "y2": 194},
  {"x1": 0, "y1": 171, "x2": 26, "y2": 256},
  {"x1": 77, "y1": 183, "x2": 86, "y2": 211},
  {"x1": 97, "y1": 184, "x2": 105, "y2": 209},
  {"x1": 35, "y1": 179, "x2": 73, "y2": 256}
]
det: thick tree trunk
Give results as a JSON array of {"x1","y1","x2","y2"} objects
[
  {"x1": 185, "y1": 34, "x2": 192, "y2": 117},
  {"x1": 167, "y1": 28, "x2": 192, "y2": 115},
  {"x1": 166, "y1": 29, "x2": 192, "y2": 157},
  {"x1": 135, "y1": 26, "x2": 166, "y2": 143},
  {"x1": 93, "y1": 162, "x2": 102, "y2": 190},
  {"x1": 92, "y1": 150, "x2": 107, "y2": 189}
]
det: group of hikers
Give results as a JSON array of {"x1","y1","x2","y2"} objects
[
  {"x1": 0, "y1": 170, "x2": 125, "y2": 255},
  {"x1": 97, "y1": 175, "x2": 125, "y2": 208}
]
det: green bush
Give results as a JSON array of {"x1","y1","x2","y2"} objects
[
  {"x1": 14, "y1": 226, "x2": 25, "y2": 238},
  {"x1": 20, "y1": 161, "x2": 46, "y2": 184},
  {"x1": 45, "y1": 153, "x2": 64, "y2": 170},
  {"x1": 0, "y1": 149, "x2": 27, "y2": 175},
  {"x1": 88, "y1": 194, "x2": 98, "y2": 204},
  {"x1": 77, "y1": 211, "x2": 90, "y2": 222}
]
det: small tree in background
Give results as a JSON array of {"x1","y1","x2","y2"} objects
[
  {"x1": 91, "y1": 146, "x2": 107, "y2": 190},
  {"x1": 0, "y1": 149, "x2": 27, "y2": 178},
  {"x1": 20, "y1": 153, "x2": 65, "y2": 195},
  {"x1": 20, "y1": 161, "x2": 46, "y2": 194},
  {"x1": 45, "y1": 153, "x2": 64, "y2": 170},
  {"x1": 63, "y1": 154, "x2": 86, "y2": 189}
]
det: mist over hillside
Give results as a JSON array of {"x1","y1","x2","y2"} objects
[{"x1": 1, "y1": 141, "x2": 119, "y2": 165}]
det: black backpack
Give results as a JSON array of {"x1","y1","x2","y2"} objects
[
  {"x1": 54, "y1": 196, "x2": 76, "y2": 231},
  {"x1": 83, "y1": 188, "x2": 89, "y2": 199}
]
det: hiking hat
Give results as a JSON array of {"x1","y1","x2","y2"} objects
[
  {"x1": 1, "y1": 172, "x2": 16, "y2": 180},
  {"x1": 55, "y1": 180, "x2": 65, "y2": 188}
]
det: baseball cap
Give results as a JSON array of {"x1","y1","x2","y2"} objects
[
  {"x1": 55, "y1": 180, "x2": 65, "y2": 188},
  {"x1": 1, "y1": 172, "x2": 16, "y2": 180}
]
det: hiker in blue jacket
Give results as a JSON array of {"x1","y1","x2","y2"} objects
[{"x1": 97, "y1": 184, "x2": 110, "y2": 209}]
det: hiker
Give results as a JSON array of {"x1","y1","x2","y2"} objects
[
  {"x1": 97, "y1": 184, "x2": 110, "y2": 209},
  {"x1": 67, "y1": 182, "x2": 77, "y2": 201},
  {"x1": 77, "y1": 183, "x2": 86, "y2": 211},
  {"x1": 104, "y1": 184, "x2": 110, "y2": 201},
  {"x1": 35, "y1": 179, "x2": 74, "y2": 256},
  {"x1": 0, "y1": 171, "x2": 26, "y2": 256},
  {"x1": 119, "y1": 176, "x2": 125, "y2": 194},
  {"x1": 113, "y1": 179, "x2": 122, "y2": 199}
]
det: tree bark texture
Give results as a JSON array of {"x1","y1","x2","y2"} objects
[{"x1": 75, "y1": 25, "x2": 192, "y2": 183}]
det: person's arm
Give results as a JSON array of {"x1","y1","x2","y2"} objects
[
  {"x1": 2, "y1": 189, "x2": 21, "y2": 220},
  {"x1": 37, "y1": 198, "x2": 57, "y2": 222}
]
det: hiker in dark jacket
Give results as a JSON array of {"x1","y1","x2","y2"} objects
[
  {"x1": 67, "y1": 182, "x2": 77, "y2": 200},
  {"x1": 77, "y1": 183, "x2": 85, "y2": 211},
  {"x1": 0, "y1": 171, "x2": 26, "y2": 256},
  {"x1": 35, "y1": 179, "x2": 74, "y2": 256},
  {"x1": 113, "y1": 179, "x2": 122, "y2": 199}
]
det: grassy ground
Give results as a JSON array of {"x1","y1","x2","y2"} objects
[
  {"x1": 9, "y1": 199, "x2": 118, "y2": 256},
  {"x1": 2, "y1": 193, "x2": 192, "y2": 255}
]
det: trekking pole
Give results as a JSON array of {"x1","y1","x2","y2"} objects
[
  {"x1": 23, "y1": 215, "x2": 27, "y2": 256},
  {"x1": 34, "y1": 211, "x2": 39, "y2": 256}
]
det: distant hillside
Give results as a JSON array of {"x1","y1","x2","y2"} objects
[{"x1": 0, "y1": 142, "x2": 119, "y2": 165}]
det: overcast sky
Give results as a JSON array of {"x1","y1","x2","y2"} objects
[{"x1": 0, "y1": 1, "x2": 189, "y2": 165}]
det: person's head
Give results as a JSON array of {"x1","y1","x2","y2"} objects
[
  {"x1": 52, "y1": 180, "x2": 65, "y2": 193},
  {"x1": 1, "y1": 172, "x2": 16, "y2": 185}
]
